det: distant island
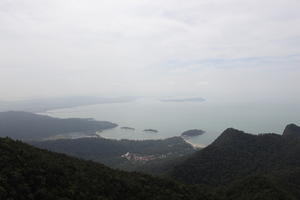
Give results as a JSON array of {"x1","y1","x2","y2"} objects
[
  {"x1": 121, "y1": 127, "x2": 135, "y2": 131},
  {"x1": 181, "y1": 129, "x2": 205, "y2": 137},
  {"x1": 160, "y1": 97, "x2": 205, "y2": 103},
  {"x1": 144, "y1": 129, "x2": 159, "y2": 133}
]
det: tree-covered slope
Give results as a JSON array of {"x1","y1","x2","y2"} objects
[
  {"x1": 0, "y1": 137, "x2": 211, "y2": 200},
  {"x1": 215, "y1": 173, "x2": 300, "y2": 200},
  {"x1": 30, "y1": 136, "x2": 196, "y2": 173},
  {"x1": 170, "y1": 124, "x2": 300, "y2": 199},
  {"x1": 0, "y1": 111, "x2": 117, "y2": 140}
]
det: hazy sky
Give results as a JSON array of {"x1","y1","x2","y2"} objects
[{"x1": 0, "y1": 0, "x2": 300, "y2": 102}]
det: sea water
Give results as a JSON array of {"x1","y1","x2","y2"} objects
[{"x1": 42, "y1": 98, "x2": 300, "y2": 146}]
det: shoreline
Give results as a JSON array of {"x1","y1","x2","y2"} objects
[{"x1": 182, "y1": 137, "x2": 206, "y2": 149}]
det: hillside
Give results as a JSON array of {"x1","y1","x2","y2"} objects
[
  {"x1": 170, "y1": 124, "x2": 300, "y2": 199},
  {"x1": 0, "y1": 111, "x2": 117, "y2": 140},
  {"x1": 30, "y1": 136, "x2": 196, "y2": 173},
  {"x1": 2, "y1": 125, "x2": 300, "y2": 200},
  {"x1": 0, "y1": 137, "x2": 211, "y2": 200}
]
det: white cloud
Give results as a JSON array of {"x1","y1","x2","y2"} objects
[{"x1": 0, "y1": 0, "x2": 299, "y2": 101}]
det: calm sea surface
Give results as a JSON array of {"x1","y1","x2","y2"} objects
[{"x1": 42, "y1": 98, "x2": 300, "y2": 146}]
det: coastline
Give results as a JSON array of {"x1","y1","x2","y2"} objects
[{"x1": 182, "y1": 137, "x2": 206, "y2": 149}]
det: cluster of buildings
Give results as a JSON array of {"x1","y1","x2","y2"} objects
[{"x1": 121, "y1": 152, "x2": 167, "y2": 162}]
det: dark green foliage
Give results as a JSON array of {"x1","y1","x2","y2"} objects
[
  {"x1": 0, "y1": 111, "x2": 117, "y2": 140},
  {"x1": 0, "y1": 137, "x2": 211, "y2": 200},
  {"x1": 3, "y1": 120, "x2": 300, "y2": 200},
  {"x1": 30, "y1": 137, "x2": 196, "y2": 173},
  {"x1": 131, "y1": 154, "x2": 191, "y2": 175},
  {"x1": 216, "y1": 175, "x2": 298, "y2": 200},
  {"x1": 170, "y1": 124, "x2": 300, "y2": 199}
]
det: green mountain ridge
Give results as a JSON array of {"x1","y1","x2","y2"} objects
[
  {"x1": 1, "y1": 116, "x2": 300, "y2": 199},
  {"x1": 0, "y1": 137, "x2": 210, "y2": 200},
  {"x1": 170, "y1": 124, "x2": 300, "y2": 199},
  {"x1": 30, "y1": 136, "x2": 196, "y2": 174}
]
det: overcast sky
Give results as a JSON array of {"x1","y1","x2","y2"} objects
[{"x1": 0, "y1": 0, "x2": 299, "y2": 102}]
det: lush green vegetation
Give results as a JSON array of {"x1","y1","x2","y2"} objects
[
  {"x1": 215, "y1": 173, "x2": 300, "y2": 200},
  {"x1": 0, "y1": 111, "x2": 117, "y2": 140},
  {"x1": 30, "y1": 136, "x2": 196, "y2": 173},
  {"x1": 2, "y1": 121, "x2": 300, "y2": 200},
  {"x1": 0, "y1": 137, "x2": 211, "y2": 200},
  {"x1": 170, "y1": 124, "x2": 300, "y2": 199}
]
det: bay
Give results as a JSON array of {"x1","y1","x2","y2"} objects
[{"x1": 42, "y1": 98, "x2": 300, "y2": 146}]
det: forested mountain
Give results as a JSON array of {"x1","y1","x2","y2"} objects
[
  {"x1": 283, "y1": 123, "x2": 300, "y2": 138},
  {"x1": 170, "y1": 124, "x2": 300, "y2": 199},
  {"x1": 0, "y1": 137, "x2": 211, "y2": 200},
  {"x1": 30, "y1": 136, "x2": 196, "y2": 173},
  {"x1": 1, "y1": 112, "x2": 300, "y2": 200},
  {"x1": 0, "y1": 111, "x2": 117, "y2": 140}
]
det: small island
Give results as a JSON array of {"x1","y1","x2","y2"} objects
[
  {"x1": 160, "y1": 97, "x2": 205, "y2": 103},
  {"x1": 121, "y1": 127, "x2": 135, "y2": 131},
  {"x1": 181, "y1": 129, "x2": 205, "y2": 137},
  {"x1": 143, "y1": 129, "x2": 159, "y2": 133}
]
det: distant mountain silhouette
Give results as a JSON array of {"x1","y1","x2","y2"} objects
[
  {"x1": 283, "y1": 123, "x2": 300, "y2": 138},
  {"x1": 0, "y1": 111, "x2": 117, "y2": 140}
]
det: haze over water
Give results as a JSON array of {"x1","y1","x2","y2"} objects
[{"x1": 43, "y1": 98, "x2": 300, "y2": 146}]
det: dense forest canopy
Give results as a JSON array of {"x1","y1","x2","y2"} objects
[
  {"x1": 169, "y1": 124, "x2": 300, "y2": 199},
  {"x1": 30, "y1": 136, "x2": 196, "y2": 172},
  {"x1": 1, "y1": 124, "x2": 300, "y2": 200},
  {"x1": 0, "y1": 137, "x2": 210, "y2": 200}
]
